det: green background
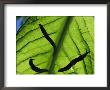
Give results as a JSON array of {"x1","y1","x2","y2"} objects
[{"x1": 16, "y1": 16, "x2": 94, "y2": 74}]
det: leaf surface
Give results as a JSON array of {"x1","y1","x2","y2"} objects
[{"x1": 16, "y1": 16, "x2": 94, "y2": 74}]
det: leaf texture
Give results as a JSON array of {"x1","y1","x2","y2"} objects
[{"x1": 16, "y1": 16, "x2": 94, "y2": 74}]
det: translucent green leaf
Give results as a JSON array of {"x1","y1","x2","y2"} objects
[{"x1": 16, "y1": 16, "x2": 94, "y2": 74}]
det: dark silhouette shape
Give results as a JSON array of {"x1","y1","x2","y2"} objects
[
  {"x1": 29, "y1": 59, "x2": 48, "y2": 73},
  {"x1": 39, "y1": 24, "x2": 56, "y2": 50},
  {"x1": 58, "y1": 51, "x2": 89, "y2": 72}
]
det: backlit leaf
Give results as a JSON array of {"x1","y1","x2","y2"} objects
[{"x1": 16, "y1": 16, "x2": 94, "y2": 74}]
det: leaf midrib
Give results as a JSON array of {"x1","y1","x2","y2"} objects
[{"x1": 48, "y1": 16, "x2": 73, "y2": 74}]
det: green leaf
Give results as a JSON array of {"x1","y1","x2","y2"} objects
[{"x1": 16, "y1": 16, "x2": 94, "y2": 74}]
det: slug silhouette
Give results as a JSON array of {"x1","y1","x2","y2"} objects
[
  {"x1": 29, "y1": 59, "x2": 48, "y2": 73},
  {"x1": 58, "y1": 51, "x2": 89, "y2": 72},
  {"x1": 39, "y1": 24, "x2": 56, "y2": 50}
]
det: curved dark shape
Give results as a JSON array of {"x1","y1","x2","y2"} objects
[
  {"x1": 29, "y1": 59, "x2": 48, "y2": 73},
  {"x1": 39, "y1": 24, "x2": 56, "y2": 50},
  {"x1": 58, "y1": 51, "x2": 89, "y2": 72}
]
